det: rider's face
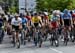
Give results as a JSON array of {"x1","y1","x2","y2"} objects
[
  {"x1": 15, "y1": 16, "x2": 18, "y2": 20},
  {"x1": 34, "y1": 14, "x2": 38, "y2": 17}
]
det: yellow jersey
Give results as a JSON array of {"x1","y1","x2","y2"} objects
[{"x1": 32, "y1": 16, "x2": 41, "y2": 23}]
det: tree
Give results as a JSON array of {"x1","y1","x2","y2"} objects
[
  {"x1": 36, "y1": 0, "x2": 50, "y2": 11},
  {"x1": 0, "y1": 0, "x2": 19, "y2": 13},
  {"x1": 36, "y1": 0, "x2": 74, "y2": 11}
]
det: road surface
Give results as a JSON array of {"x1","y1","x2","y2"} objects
[{"x1": 0, "y1": 35, "x2": 75, "y2": 53}]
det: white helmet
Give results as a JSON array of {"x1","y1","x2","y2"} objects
[
  {"x1": 44, "y1": 12, "x2": 48, "y2": 15},
  {"x1": 53, "y1": 10, "x2": 60, "y2": 14},
  {"x1": 15, "y1": 13, "x2": 19, "y2": 16}
]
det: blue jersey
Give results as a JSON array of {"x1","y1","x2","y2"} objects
[
  {"x1": 61, "y1": 13, "x2": 72, "y2": 19},
  {"x1": 22, "y1": 17, "x2": 28, "y2": 25}
]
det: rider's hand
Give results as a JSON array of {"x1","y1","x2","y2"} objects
[
  {"x1": 19, "y1": 25, "x2": 22, "y2": 30},
  {"x1": 71, "y1": 25, "x2": 74, "y2": 28},
  {"x1": 69, "y1": 26, "x2": 71, "y2": 31}
]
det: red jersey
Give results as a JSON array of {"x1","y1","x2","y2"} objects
[{"x1": 25, "y1": 16, "x2": 31, "y2": 21}]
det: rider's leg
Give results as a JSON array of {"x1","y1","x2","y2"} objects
[{"x1": 16, "y1": 31, "x2": 19, "y2": 42}]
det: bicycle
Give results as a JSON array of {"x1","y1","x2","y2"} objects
[
  {"x1": 21, "y1": 29, "x2": 26, "y2": 45},
  {"x1": 50, "y1": 28, "x2": 59, "y2": 47},
  {"x1": 12, "y1": 28, "x2": 21, "y2": 48},
  {"x1": 33, "y1": 26, "x2": 43, "y2": 47},
  {"x1": 62, "y1": 26, "x2": 70, "y2": 46}
]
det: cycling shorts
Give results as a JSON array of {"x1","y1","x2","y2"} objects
[
  {"x1": 34, "y1": 23, "x2": 39, "y2": 28},
  {"x1": 22, "y1": 25, "x2": 28, "y2": 30},
  {"x1": 51, "y1": 21, "x2": 57, "y2": 28},
  {"x1": 12, "y1": 25, "x2": 19, "y2": 32},
  {"x1": 63, "y1": 19, "x2": 71, "y2": 27}
]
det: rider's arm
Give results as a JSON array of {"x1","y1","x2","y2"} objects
[
  {"x1": 39, "y1": 20, "x2": 42, "y2": 26},
  {"x1": 61, "y1": 15, "x2": 64, "y2": 26},
  {"x1": 19, "y1": 18, "x2": 22, "y2": 29},
  {"x1": 38, "y1": 16, "x2": 42, "y2": 26},
  {"x1": 31, "y1": 17, "x2": 35, "y2": 27},
  {"x1": 70, "y1": 14, "x2": 73, "y2": 26},
  {"x1": 11, "y1": 18, "x2": 14, "y2": 26}
]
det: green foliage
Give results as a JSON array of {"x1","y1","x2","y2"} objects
[
  {"x1": 0, "y1": 0, "x2": 19, "y2": 13},
  {"x1": 36, "y1": 0, "x2": 74, "y2": 11},
  {"x1": 9, "y1": 6, "x2": 16, "y2": 13}
]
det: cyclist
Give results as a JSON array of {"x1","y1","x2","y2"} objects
[
  {"x1": 43, "y1": 11, "x2": 49, "y2": 24},
  {"x1": 0, "y1": 15, "x2": 4, "y2": 44},
  {"x1": 62, "y1": 9, "x2": 72, "y2": 28},
  {"x1": 49, "y1": 10, "x2": 61, "y2": 46},
  {"x1": 21, "y1": 13, "x2": 28, "y2": 44},
  {"x1": 50, "y1": 10, "x2": 60, "y2": 29},
  {"x1": 61, "y1": 9, "x2": 72, "y2": 45},
  {"x1": 1, "y1": 14, "x2": 7, "y2": 32},
  {"x1": 11, "y1": 13, "x2": 22, "y2": 48},
  {"x1": 31, "y1": 13, "x2": 42, "y2": 28},
  {"x1": 61, "y1": 9, "x2": 72, "y2": 32},
  {"x1": 72, "y1": 10, "x2": 75, "y2": 25},
  {"x1": 25, "y1": 13, "x2": 31, "y2": 32},
  {"x1": 31, "y1": 13, "x2": 42, "y2": 46},
  {"x1": 71, "y1": 10, "x2": 75, "y2": 42},
  {"x1": 25, "y1": 12, "x2": 31, "y2": 26}
]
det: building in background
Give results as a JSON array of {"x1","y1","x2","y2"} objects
[{"x1": 19, "y1": 0, "x2": 36, "y2": 14}]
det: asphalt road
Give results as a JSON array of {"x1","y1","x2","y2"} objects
[{"x1": 0, "y1": 35, "x2": 75, "y2": 53}]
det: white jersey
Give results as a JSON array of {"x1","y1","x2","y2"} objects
[{"x1": 11, "y1": 17, "x2": 22, "y2": 26}]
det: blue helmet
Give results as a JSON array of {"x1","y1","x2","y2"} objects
[{"x1": 63, "y1": 9, "x2": 68, "y2": 14}]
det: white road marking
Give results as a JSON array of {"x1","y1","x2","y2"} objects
[{"x1": 51, "y1": 48, "x2": 63, "y2": 53}]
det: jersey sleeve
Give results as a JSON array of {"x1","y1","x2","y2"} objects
[
  {"x1": 69, "y1": 13, "x2": 72, "y2": 18},
  {"x1": 11, "y1": 18, "x2": 14, "y2": 25},
  {"x1": 19, "y1": 18, "x2": 22, "y2": 24},
  {"x1": 31, "y1": 17, "x2": 34, "y2": 23},
  {"x1": 61, "y1": 14, "x2": 64, "y2": 19},
  {"x1": 26, "y1": 18, "x2": 28, "y2": 22},
  {"x1": 38, "y1": 16, "x2": 41, "y2": 22}
]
